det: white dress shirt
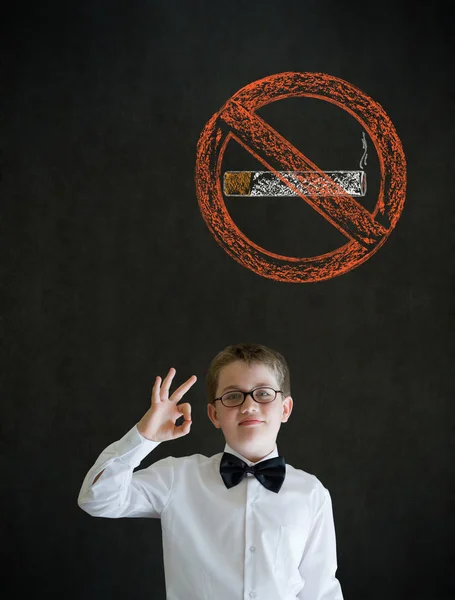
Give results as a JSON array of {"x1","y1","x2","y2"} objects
[{"x1": 78, "y1": 424, "x2": 343, "y2": 600}]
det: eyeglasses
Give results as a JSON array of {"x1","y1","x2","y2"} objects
[{"x1": 213, "y1": 387, "x2": 283, "y2": 408}]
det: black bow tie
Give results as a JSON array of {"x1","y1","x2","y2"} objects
[{"x1": 220, "y1": 452, "x2": 286, "y2": 493}]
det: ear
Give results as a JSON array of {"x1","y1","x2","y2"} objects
[
  {"x1": 281, "y1": 395, "x2": 293, "y2": 423},
  {"x1": 207, "y1": 403, "x2": 221, "y2": 429}
]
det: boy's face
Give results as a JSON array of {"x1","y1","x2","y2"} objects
[{"x1": 207, "y1": 360, "x2": 293, "y2": 463}]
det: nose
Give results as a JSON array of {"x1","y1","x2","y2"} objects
[{"x1": 241, "y1": 392, "x2": 258, "y2": 411}]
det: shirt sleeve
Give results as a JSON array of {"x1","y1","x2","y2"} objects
[
  {"x1": 77, "y1": 424, "x2": 174, "y2": 519},
  {"x1": 297, "y1": 487, "x2": 344, "y2": 600}
]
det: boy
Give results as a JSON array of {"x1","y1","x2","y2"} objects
[{"x1": 78, "y1": 343, "x2": 344, "y2": 600}]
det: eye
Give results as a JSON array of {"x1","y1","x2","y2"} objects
[{"x1": 224, "y1": 391, "x2": 242, "y2": 400}]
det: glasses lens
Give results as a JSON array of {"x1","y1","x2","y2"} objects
[
  {"x1": 253, "y1": 387, "x2": 276, "y2": 402},
  {"x1": 222, "y1": 391, "x2": 244, "y2": 407}
]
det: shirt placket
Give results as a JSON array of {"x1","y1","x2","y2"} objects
[{"x1": 244, "y1": 471, "x2": 260, "y2": 600}]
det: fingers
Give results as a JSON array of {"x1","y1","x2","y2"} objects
[
  {"x1": 150, "y1": 368, "x2": 176, "y2": 402},
  {"x1": 151, "y1": 369, "x2": 197, "y2": 403},
  {"x1": 160, "y1": 367, "x2": 176, "y2": 398},
  {"x1": 151, "y1": 375, "x2": 162, "y2": 404}
]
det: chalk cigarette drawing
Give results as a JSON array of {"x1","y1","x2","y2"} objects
[{"x1": 224, "y1": 170, "x2": 367, "y2": 197}]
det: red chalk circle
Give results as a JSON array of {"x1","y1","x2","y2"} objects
[{"x1": 195, "y1": 72, "x2": 406, "y2": 283}]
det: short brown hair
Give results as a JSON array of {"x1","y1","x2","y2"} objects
[{"x1": 206, "y1": 343, "x2": 291, "y2": 404}]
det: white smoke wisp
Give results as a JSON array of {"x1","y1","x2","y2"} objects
[{"x1": 359, "y1": 131, "x2": 368, "y2": 170}]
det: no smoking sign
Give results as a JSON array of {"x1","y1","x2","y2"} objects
[{"x1": 195, "y1": 72, "x2": 406, "y2": 283}]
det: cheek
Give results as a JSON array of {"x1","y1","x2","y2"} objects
[
  {"x1": 270, "y1": 406, "x2": 284, "y2": 422},
  {"x1": 218, "y1": 411, "x2": 236, "y2": 427},
  {"x1": 226, "y1": 414, "x2": 239, "y2": 427}
]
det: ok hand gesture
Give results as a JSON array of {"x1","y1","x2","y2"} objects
[{"x1": 137, "y1": 368, "x2": 197, "y2": 442}]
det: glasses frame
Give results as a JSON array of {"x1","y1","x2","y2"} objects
[{"x1": 213, "y1": 386, "x2": 283, "y2": 408}]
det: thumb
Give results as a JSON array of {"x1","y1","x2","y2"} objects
[{"x1": 175, "y1": 416, "x2": 192, "y2": 438}]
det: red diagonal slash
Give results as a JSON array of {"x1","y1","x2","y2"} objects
[
  {"x1": 195, "y1": 72, "x2": 406, "y2": 283},
  {"x1": 220, "y1": 100, "x2": 386, "y2": 249}
]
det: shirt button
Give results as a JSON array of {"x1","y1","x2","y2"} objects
[
  {"x1": 250, "y1": 546, "x2": 255, "y2": 552},
  {"x1": 251, "y1": 502, "x2": 255, "y2": 508},
  {"x1": 249, "y1": 592, "x2": 256, "y2": 598}
]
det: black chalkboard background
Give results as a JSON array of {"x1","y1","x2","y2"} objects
[{"x1": 2, "y1": 1, "x2": 453, "y2": 599}]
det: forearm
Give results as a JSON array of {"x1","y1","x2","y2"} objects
[
  {"x1": 297, "y1": 488, "x2": 344, "y2": 600},
  {"x1": 77, "y1": 424, "x2": 163, "y2": 518}
]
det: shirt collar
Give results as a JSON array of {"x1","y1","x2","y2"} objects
[{"x1": 223, "y1": 442, "x2": 279, "y2": 466}]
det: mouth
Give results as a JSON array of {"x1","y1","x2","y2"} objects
[{"x1": 239, "y1": 420, "x2": 263, "y2": 426}]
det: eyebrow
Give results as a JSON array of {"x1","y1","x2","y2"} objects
[{"x1": 220, "y1": 383, "x2": 276, "y2": 394}]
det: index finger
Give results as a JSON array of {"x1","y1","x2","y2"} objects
[{"x1": 170, "y1": 375, "x2": 197, "y2": 402}]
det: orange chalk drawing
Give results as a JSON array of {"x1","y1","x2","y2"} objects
[{"x1": 195, "y1": 72, "x2": 406, "y2": 283}]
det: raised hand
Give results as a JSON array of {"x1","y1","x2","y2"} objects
[{"x1": 137, "y1": 368, "x2": 197, "y2": 442}]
